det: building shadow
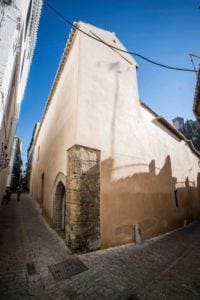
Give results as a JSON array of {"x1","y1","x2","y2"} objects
[{"x1": 101, "y1": 155, "x2": 200, "y2": 248}]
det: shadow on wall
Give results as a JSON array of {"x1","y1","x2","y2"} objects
[
  {"x1": 98, "y1": 60, "x2": 200, "y2": 248},
  {"x1": 101, "y1": 155, "x2": 200, "y2": 248}
]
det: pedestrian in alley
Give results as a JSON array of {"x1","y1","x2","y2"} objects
[
  {"x1": 1, "y1": 187, "x2": 11, "y2": 205},
  {"x1": 16, "y1": 185, "x2": 22, "y2": 202}
]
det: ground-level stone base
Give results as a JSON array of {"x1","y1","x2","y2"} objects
[{"x1": 66, "y1": 144, "x2": 100, "y2": 252}]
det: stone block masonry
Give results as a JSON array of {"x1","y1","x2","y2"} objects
[{"x1": 66, "y1": 145, "x2": 100, "y2": 252}]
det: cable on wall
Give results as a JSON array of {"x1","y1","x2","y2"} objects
[{"x1": 45, "y1": 1, "x2": 197, "y2": 73}]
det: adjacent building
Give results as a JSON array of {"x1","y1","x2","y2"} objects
[
  {"x1": 30, "y1": 22, "x2": 200, "y2": 252},
  {"x1": 172, "y1": 117, "x2": 200, "y2": 152},
  {"x1": 172, "y1": 117, "x2": 184, "y2": 131},
  {"x1": 26, "y1": 122, "x2": 40, "y2": 191},
  {"x1": 0, "y1": 0, "x2": 42, "y2": 200},
  {"x1": 7, "y1": 137, "x2": 22, "y2": 190}
]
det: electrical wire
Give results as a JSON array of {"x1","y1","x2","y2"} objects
[{"x1": 45, "y1": 1, "x2": 196, "y2": 73}]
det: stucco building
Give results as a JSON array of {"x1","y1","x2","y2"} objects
[
  {"x1": 30, "y1": 22, "x2": 200, "y2": 252},
  {"x1": 0, "y1": 0, "x2": 42, "y2": 200},
  {"x1": 7, "y1": 137, "x2": 22, "y2": 190},
  {"x1": 26, "y1": 122, "x2": 40, "y2": 191}
]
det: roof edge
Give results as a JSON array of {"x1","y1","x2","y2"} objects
[
  {"x1": 141, "y1": 100, "x2": 200, "y2": 158},
  {"x1": 34, "y1": 23, "x2": 79, "y2": 145}
]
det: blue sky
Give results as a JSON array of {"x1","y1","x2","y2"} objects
[{"x1": 17, "y1": 0, "x2": 200, "y2": 164}]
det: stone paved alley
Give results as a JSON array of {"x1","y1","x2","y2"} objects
[{"x1": 1, "y1": 194, "x2": 200, "y2": 299}]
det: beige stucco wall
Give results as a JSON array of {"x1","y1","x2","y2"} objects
[
  {"x1": 74, "y1": 23, "x2": 200, "y2": 247},
  {"x1": 30, "y1": 31, "x2": 80, "y2": 218},
  {"x1": 31, "y1": 22, "x2": 200, "y2": 249},
  {"x1": 100, "y1": 106, "x2": 200, "y2": 247}
]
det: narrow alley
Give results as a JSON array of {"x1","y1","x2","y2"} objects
[
  {"x1": 0, "y1": 1, "x2": 200, "y2": 299},
  {"x1": 1, "y1": 194, "x2": 200, "y2": 299}
]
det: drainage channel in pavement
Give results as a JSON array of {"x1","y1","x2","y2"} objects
[{"x1": 48, "y1": 257, "x2": 89, "y2": 281}]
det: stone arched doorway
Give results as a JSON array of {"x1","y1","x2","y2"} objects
[{"x1": 53, "y1": 181, "x2": 66, "y2": 231}]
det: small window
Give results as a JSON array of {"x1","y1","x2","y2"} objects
[{"x1": 174, "y1": 190, "x2": 179, "y2": 208}]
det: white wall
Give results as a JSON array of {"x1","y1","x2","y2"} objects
[{"x1": 0, "y1": 0, "x2": 42, "y2": 198}]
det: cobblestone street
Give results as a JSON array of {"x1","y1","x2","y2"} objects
[{"x1": 0, "y1": 193, "x2": 200, "y2": 299}]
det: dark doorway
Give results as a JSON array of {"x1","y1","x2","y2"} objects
[{"x1": 53, "y1": 182, "x2": 66, "y2": 231}]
